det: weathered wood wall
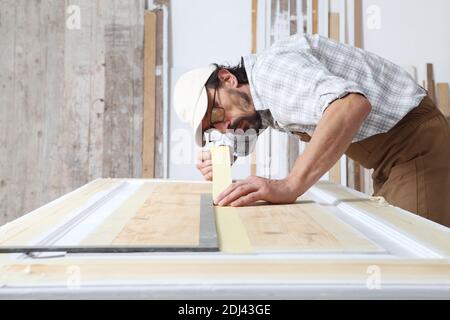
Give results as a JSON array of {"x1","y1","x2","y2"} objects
[{"x1": 0, "y1": 0, "x2": 146, "y2": 225}]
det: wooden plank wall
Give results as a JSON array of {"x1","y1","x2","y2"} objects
[{"x1": 0, "y1": 0, "x2": 146, "y2": 225}]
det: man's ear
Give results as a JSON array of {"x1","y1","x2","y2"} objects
[{"x1": 217, "y1": 69, "x2": 238, "y2": 88}]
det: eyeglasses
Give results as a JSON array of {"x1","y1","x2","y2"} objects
[{"x1": 208, "y1": 85, "x2": 225, "y2": 128}]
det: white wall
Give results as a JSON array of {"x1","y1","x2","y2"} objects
[
  {"x1": 362, "y1": 0, "x2": 450, "y2": 83},
  {"x1": 169, "y1": 0, "x2": 252, "y2": 180}
]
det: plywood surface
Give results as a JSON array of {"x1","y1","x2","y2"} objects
[
  {"x1": 238, "y1": 200, "x2": 382, "y2": 253},
  {"x1": 112, "y1": 185, "x2": 201, "y2": 246},
  {"x1": 82, "y1": 182, "x2": 212, "y2": 246}
]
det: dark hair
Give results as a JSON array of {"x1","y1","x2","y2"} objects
[{"x1": 205, "y1": 57, "x2": 249, "y2": 88}]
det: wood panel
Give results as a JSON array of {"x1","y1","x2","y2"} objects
[
  {"x1": 312, "y1": 0, "x2": 318, "y2": 34},
  {"x1": 88, "y1": 0, "x2": 108, "y2": 181},
  {"x1": 112, "y1": 186, "x2": 201, "y2": 246},
  {"x1": 436, "y1": 83, "x2": 450, "y2": 117},
  {"x1": 238, "y1": 200, "x2": 381, "y2": 253},
  {"x1": 347, "y1": 157, "x2": 363, "y2": 191},
  {"x1": 426, "y1": 63, "x2": 436, "y2": 104},
  {"x1": 354, "y1": 0, "x2": 363, "y2": 48},
  {"x1": 41, "y1": 1, "x2": 71, "y2": 206},
  {"x1": 81, "y1": 182, "x2": 211, "y2": 246},
  {"x1": 103, "y1": 0, "x2": 145, "y2": 178},
  {"x1": 63, "y1": 0, "x2": 94, "y2": 193},
  {"x1": 329, "y1": 12, "x2": 340, "y2": 41},
  {"x1": 0, "y1": 0, "x2": 146, "y2": 226}
]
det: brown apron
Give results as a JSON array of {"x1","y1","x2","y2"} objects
[{"x1": 298, "y1": 96, "x2": 450, "y2": 227}]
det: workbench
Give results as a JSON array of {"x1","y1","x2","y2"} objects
[{"x1": 0, "y1": 179, "x2": 449, "y2": 299}]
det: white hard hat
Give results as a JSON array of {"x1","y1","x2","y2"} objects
[{"x1": 173, "y1": 64, "x2": 218, "y2": 147}]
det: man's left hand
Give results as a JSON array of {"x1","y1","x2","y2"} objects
[{"x1": 214, "y1": 176, "x2": 300, "y2": 207}]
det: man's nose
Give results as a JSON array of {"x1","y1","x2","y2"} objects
[{"x1": 213, "y1": 121, "x2": 231, "y2": 133}]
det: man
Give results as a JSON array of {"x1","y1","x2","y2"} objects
[{"x1": 173, "y1": 34, "x2": 450, "y2": 227}]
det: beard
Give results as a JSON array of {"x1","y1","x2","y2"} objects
[
  {"x1": 227, "y1": 88, "x2": 262, "y2": 132},
  {"x1": 228, "y1": 88, "x2": 252, "y2": 112},
  {"x1": 229, "y1": 112, "x2": 262, "y2": 132}
]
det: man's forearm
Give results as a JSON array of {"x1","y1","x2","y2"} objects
[{"x1": 286, "y1": 94, "x2": 372, "y2": 195}]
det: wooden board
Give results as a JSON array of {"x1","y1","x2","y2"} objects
[
  {"x1": 211, "y1": 146, "x2": 232, "y2": 200},
  {"x1": 354, "y1": 0, "x2": 363, "y2": 48},
  {"x1": 82, "y1": 182, "x2": 212, "y2": 246},
  {"x1": 112, "y1": 191, "x2": 200, "y2": 246},
  {"x1": 238, "y1": 199, "x2": 382, "y2": 253},
  {"x1": 426, "y1": 63, "x2": 436, "y2": 104},
  {"x1": 103, "y1": 0, "x2": 145, "y2": 179},
  {"x1": 143, "y1": 11, "x2": 157, "y2": 178},
  {"x1": 437, "y1": 83, "x2": 450, "y2": 117},
  {"x1": 329, "y1": 12, "x2": 340, "y2": 41},
  {"x1": 88, "y1": 0, "x2": 108, "y2": 181},
  {"x1": 312, "y1": 0, "x2": 319, "y2": 34},
  {"x1": 347, "y1": 156, "x2": 363, "y2": 192}
]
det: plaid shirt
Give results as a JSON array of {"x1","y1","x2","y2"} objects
[{"x1": 243, "y1": 34, "x2": 427, "y2": 142}]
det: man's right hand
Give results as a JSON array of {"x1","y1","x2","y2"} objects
[{"x1": 196, "y1": 150, "x2": 213, "y2": 181}]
